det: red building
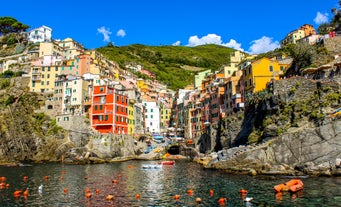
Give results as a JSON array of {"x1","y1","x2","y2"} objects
[{"x1": 91, "y1": 85, "x2": 128, "y2": 134}]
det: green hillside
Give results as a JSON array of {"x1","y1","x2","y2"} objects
[{"x1": 97, "y1": 44, "x2": 236, "y2": 90}]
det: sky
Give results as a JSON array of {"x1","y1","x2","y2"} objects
[{"x1": 2, "y1": 0, "x2": 338, "y2": 54}]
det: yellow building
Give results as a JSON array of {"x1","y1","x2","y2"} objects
[
  {"x1": 30, "y1": 65, "x2": 61, "y2": 93},
  {"x1": 39, "y1": 41, "x2": 63, "y2": 57},
  {"x1": 280, "y1": 29, "x2": 305, "y2": 47},
  {"x1": 242, "y1": 57, "x2": 290, "y2": 95},
  {"x1": 136, "y1": 78, "x2": 148, "y2": 91},
  {"x1": 160, "y1": 107, "x2": 171, "y2": 133},
  {"x1": 59, "y1": 38, "x2": 85, "y2": 59},
  {"x1": 222, "y1": 50, "x2": 246, "y2": 78},
  {"x1": 128, "y1": 99, "x2": 135, "y2": 135}
]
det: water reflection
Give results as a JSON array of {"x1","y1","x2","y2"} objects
[{"x1": 0, "y1": 161, "x2": 340, "y2": 206}]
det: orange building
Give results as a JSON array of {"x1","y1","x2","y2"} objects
[
  {"x1": 299, "y1": 24, "x2": 316, "y2": 36},
  {"x1": 91, "y1": 85, "x2": 128, "y2": 134}
]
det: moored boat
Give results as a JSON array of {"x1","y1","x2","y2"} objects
[
  {"x1": 141, "y1": 164, "x2": 162, "y2": 169},
  {"x1": 160, "y1": 160, "x2": 175, "y2": 165}
]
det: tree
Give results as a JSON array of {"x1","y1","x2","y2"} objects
[
  {"x1": 0, "y1": 17, "x2": 29, "y2": 35},
  {"x1": 317, "y1": 23, "x2": 331, "y2": 35}
]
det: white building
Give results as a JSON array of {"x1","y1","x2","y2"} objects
[
  {"x1": 28, "y1": 25, "x2": 52, "y2": 43},
  {"x1": 143, "y1": 101, "x2": 160, "y2": 134},
  {"x1": 61, "y1": 76, "x2": 89, "y2": 115}
]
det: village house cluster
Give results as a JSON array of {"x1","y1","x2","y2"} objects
[{"x1": 0, "y1": 24, "x2": 338, "y2": 141}]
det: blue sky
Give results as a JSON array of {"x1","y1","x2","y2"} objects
[{"x1": 2, "y1": 0, "x2": 337, "y2": 54}]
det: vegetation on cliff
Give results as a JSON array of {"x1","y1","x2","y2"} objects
[
  {"x1": 0, "y1": 76, "x2": 66, "y2": 162},
  {"x1": 97, "y1": 44, "x2": 235, "y2": 90}
]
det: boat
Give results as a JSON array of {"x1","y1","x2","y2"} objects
[
  {"x1": 141, "y1": 164, "x2": 162, "y2": 169},
  {"x1": 274, "y1": 179, "x2": 304, "y2": 193},
  {"x1": 159, "y1": 160, "x2": 175, "y2": 165}
]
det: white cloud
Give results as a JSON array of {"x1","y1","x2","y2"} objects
[
  {"x1": 314, "y1": 12, "x2": 329, "y2": 25},
  {"x1": 172, "y1": 40, "x2": 181, "y2": 46},
  {"x1": 97, "y1": 26, "x2": 112, "y2": 42},
  {"x1": 117, "y1": 29, "x2": 126, "y2": 38},
  {"x1": 222, "y1": 39, "x2": 243, "y2": 51},
  {"x1": 247, "y1": 36, "x2": 280, "y2": 55},
  {"x1": 187, "y1": 34, "x2": 222, "y2": 46},
  {"x1": 186, "y1": 34, "x2": 243, "y2": 51}
]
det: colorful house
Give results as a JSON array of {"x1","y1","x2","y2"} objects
[
  {"x1": 242, "y1": 57, "x2": 290, "y2": 96},
  {"x1": 91, "y1": 85, "x2": 128, "y2": 134}
]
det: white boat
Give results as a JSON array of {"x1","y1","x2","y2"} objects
[{"x1": 141, "y1": 164, "x2": 162, "y2": 169}]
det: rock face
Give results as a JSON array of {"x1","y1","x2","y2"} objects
[
  {"x1": 200, "y1": 75, "x2": 341, "y2": 176},
  {"x1": 206, "y1": 119, "x2": 340, "y2": 176}
]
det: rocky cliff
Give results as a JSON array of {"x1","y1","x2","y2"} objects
[{"x1": 200, "y1": 76, "x2": 341, "y2": 176}]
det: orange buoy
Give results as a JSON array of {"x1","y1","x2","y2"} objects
[
  {"x1": 85, "y1": 192, "x2": 92, "y2": 198},
  {"x1": 274, "y1": 179, "x2": 304, "y2": 193},
  {"x1": 218, "y1": 197, "x2": 226, "y2": 205},
  {"x1": 112, "y1": 179, "x2": 118, "y2": 184},
  {"x1": 135, "y1": 193, "x2": 141, "y2": 200},
  {"x1": 106, "y1": 195, "x2": 114, "y2": 200},
  {"x1": 196, "y1": 197, "x2": 202, "y2": 204},
  {"x1": 23, "y1": 189, "x2": 28, "y2": 196},
  {"x1": 239, "y1": 189, "x2": 248, "y2": 194},
  {"x1": 13, "y1": 190, "x2": 22, "y2": 197},
  {"x1": 6, "y1": 183, "x2": 10, "y2": 188},
  {"x1": 84, "y1": 176, "x2": 88, "y2": 180},
  {"x1": 209, "y1": 189, "x2": 214, "y2": 197},
  {"x1": 61, "y1": 171, "x2": 66, "y2": 174},
  {"x1": 174, "y1": 194, "x2": 180, "y2": 200},
  {"x1": 44, "y1": 176, "x2": 49, "y2": 180},
  {"x1": 0, "y1": 176, "x2": 6, "y2": 182},
  {"x1": 85, "y1": 188, "x2": 91, "y2": 193},
  {"x1": 95, "y1": 189, "x2": 100, "y2": 194},
  {"x1": 0, "y1": 183, "x2": 5, "y2": 189},
  {"x1": 64, "y1": 188, "x2": 68, "y2": 193},
  {"x1": 128, "y1": 165, "x2": 134, "y2": 169},
  {"x1": 23, "y1": 176, "x2": 28, "y2": 182}
]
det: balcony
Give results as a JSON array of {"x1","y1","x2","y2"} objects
[
  {"x1": 32, "y1": 76, "x2": 41, "y2": 81},
  {"x1": 232, "y1": 93, "x2": 241, "y2": 99},
  {"x1": 32, "y1": 70, "x2": 41, "y2": 74},
  {"x1": 92, "y1": 120, "x2": 112, "y2": 126},
  {"x1": 92, "y1": 110, "x2": 113, "y2": 115}
]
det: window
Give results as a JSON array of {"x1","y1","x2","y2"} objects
[
  {"x1": 151, "y1": 115, "x2": 153, "y2": 119},
  {"x1": 105, "y1": 115, "x2": 108, "y2": 121},
  {"x1": 100, "y1": 87, "x2": 104, "y2": 92},
  {"x1": 151, "y1": 109, "x2": 153, "y2": 112},
  {"x1": 145, "y1": 115, "x2": 148, "y2": 118},
  {"x1": 95, "y1": 106, "x2": 98, "y2": 111},
  {"x1": 73, "y1": 89, "x2": 76, "y2": 93},
  {"x1": 64, "y1": 117, "x2": 69, "y2": 121},
  {"x1": 100, "y1": 105, "x2": 103, "y2": 110},
  {"x1": 280, "y1": 66, "x2": 284, "y2": 71},
  {"x1": 47, "y1": 74, "x2": 50, "y2": 78},
  {"x1": 269, "y1": 66, "x2": 273, "y2": 72},
  {"x1": 46, "y1": 81, "x2": 49, "y2": 85},
  {"x1": 41, "y1": 81, "x2": 44, "y2": 85},
  {"x1": 48, "y1": 67, "x2": 51, "y2": 71}
]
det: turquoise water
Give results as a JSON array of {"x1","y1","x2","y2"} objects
[{"x1": 0, "y1": 160, "x2": 340, "y2": 206}]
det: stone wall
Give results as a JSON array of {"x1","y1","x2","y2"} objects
[{"x1": 323, "y1": 36, "x2": 341, "y2": 55}]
